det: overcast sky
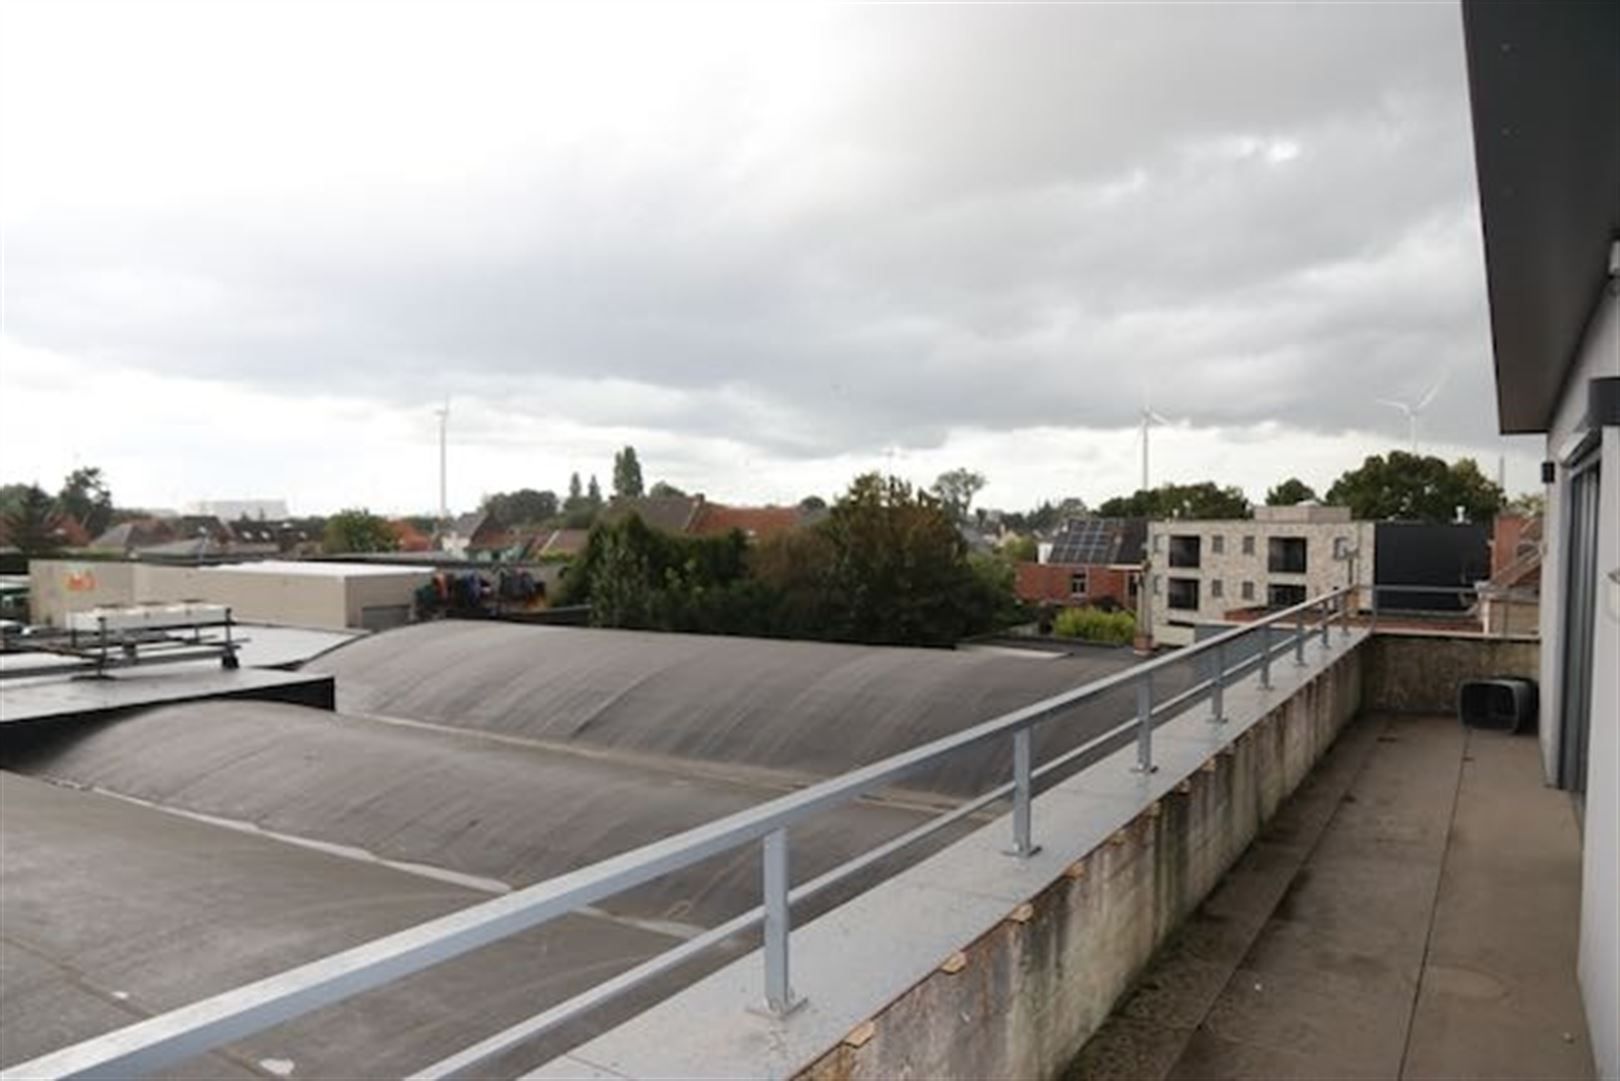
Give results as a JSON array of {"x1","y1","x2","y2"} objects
[{"x1": 0, "y1": 1, "x2": 1542, "y2": 516}]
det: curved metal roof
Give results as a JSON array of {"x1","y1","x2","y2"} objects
[
  {"x1": 6, "y1": 700, "x2": 958, "y2": 931},
  {"x1": 310, "y1": 622, "x2": 1174, "y2": 797}
]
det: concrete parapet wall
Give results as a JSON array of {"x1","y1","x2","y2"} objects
[
  {"x1": 1362, "y1": 631, "x2": 1538, "y2": 715},
  {"x1": 539, "y1": 635, "x2": 1366, "y2": 1081},
  {"x1": 796, "y1": 652, "x2": 1362, "y2": 1081}
]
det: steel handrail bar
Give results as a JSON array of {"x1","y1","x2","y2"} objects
[{"x1": 3, "y1": 588, "x2": 1352, "y2": 1081}]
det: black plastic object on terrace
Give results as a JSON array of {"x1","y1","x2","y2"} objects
[{"x1": 1457, "y1": 677, "x2": 1538, "y2": 733}]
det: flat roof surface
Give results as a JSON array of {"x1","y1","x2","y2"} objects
[
  {"x1": 0, "y1": 666, "x2": 332, "y2": 725},
  {"x1": 0, "y1": 773, "x2": 699, "y2": 1076},
  {"x1": 0, "y1": 624, "x2": 359, "y2": 677},
  {"x1": 211, "y1": 560, "x2": 434, "y2": 578},
  {"x1": 6, "y1": 700, "x2": 960, "y2": 929}
]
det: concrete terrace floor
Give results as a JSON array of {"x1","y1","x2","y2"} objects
[{"x1": 1072, "y1": 711, "x2": 1595, "y2": 1081}]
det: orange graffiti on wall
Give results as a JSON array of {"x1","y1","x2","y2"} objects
[{"x1": 65, "y1": 570, "x2": 98, "y2": 592}]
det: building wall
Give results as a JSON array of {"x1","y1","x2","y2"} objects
[
  {"x1": 27, "y1": 561, "x2": 138, "y2": 624},
  {"x1": 1014, "y1": 563, "x2": 1135, "y2": 610},
  {"x1": 1360, "y1": 632, "x2": 1539, "y2": 714},
  {"x1": 343, "y1": 570, "x2": 433, "y2": 630},
  {"x1": 1144, "y1": 520, "x2": 1375, "y2": 645},
  {"x1": 26, "y1": 561, "x2": 431, "y2": 632},
  {"x1": 1538, "y1": 283, "x2": 1619, "y2": 1080},
  {"x1": 793, "y1": 651, "x2": 1364, "y2": 1080}
]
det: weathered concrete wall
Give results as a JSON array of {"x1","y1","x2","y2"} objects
[
  {"x1": 1362, "y1": 631, "x2": 1539, "y2": 715},
  {"x1": 796, "y1": 647, "x2": 1363, "y2": 1081}
]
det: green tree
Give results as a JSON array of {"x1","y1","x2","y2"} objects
[
  {"x1": 1, "y1": 484, "x2": 65, "y2": 556},
  {"x1": 481, "y1": 488, "x2": 558, "y2": 525},
  {"x1": 565, "y1": 514, "x2": 755, "y2": 632},
  {"x1": 1324, "y1": 452, "x2": 1504, "y2": 522},
  {"x1": 1097, "y1": 482, "x2": 1251, "y2": 520},
  {"x1": 322, "y1": 508, "x2": 399, "y2": 553},
  {"x1": 1265, "y1": 477, "x2": 1318, "y2": 506},
  {"x1": 1052, "y1": 606, "x2": 1136, "y2": 645},
  {"x1": 649, "y1": 480, "x2": 687, "y2": 498},
  {"x1": 587, "y1": 474, "x2": 603, "y2": 507},
  {"x1": 1002, "y1": 534, "x2": 1038, "y2": 562},
  {"x1": 567, "y1": 472, "x2": 584, "y2": 506},
  {"x1": 797, "y1": 494, "x2": 827, "y2": 513},
  {"x1": 612, "y1": 446, "x2": 645, "y2": 499},
  {"x1": 817, "y1": 473, "x2": 993, "y2": 646},
  {"x1": 931, "y1": 468, "x2": 987, "y2": 523},
  {"x1": 57, "y1": 466, "x2": 114, "y2": 536}
]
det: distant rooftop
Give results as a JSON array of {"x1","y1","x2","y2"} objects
[{"x1": 213, "y1": 559, "x2": 431, "y2": 578}]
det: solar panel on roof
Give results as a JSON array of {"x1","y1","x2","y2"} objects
[{"x1": 1048, "y1": 519, "x2": 1119, "y2": 564}]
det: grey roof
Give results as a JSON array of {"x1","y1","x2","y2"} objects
[
  {"x1": 3, "y1": 620, "x2": 1192, "y2": 1073},
  {"x1": 311, "y1": 621, "x2": 1182, "y2": 798},
  {"x1": 599, "y1": 496, "x2": 703, "y2": 534},
  {"x1": 450, "y1": 511, "x2": 487, "y2": 538},
  {"x1": 5, "y1": 700, "x2": 956, "y2": 930},
  {"x1": 0, "y1": 772, "x2": 694, "y2": 1076}
]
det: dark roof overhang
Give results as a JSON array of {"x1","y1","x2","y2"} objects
[{"x1": 1462, "y1": 0, "x2": 1620, "y2": 434}]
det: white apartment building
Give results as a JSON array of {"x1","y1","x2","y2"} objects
[{"x1": 1144, "y1": 505, "x2": 1375, "y2": 646}]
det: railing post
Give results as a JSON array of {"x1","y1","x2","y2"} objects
[
  {"x1": 760, "y1": 828, "x2": 803, "y2": 1017},
  {"x1": 1005, "y1": 727, "x2": 1040, "y2": 858},
  {"x1": 1340, "y1": 590, "x2": 1351, "y2": 639},
  {"x1": 1319, "y1": 602, "x2": 1331, "y2": 651},
  {"x1": 1294, "y1": 613, "x2": 1306, "y2": 666},
  {"x1": 1370, "y1": 584, "x2": 1379, "y2": 633},
  {"x1": 1132, "y1": 673, "x2": 1157, "y2": 773},
  {"x1": 1259, "y1": 622, "x2": 1272, "y2": 689},
  {"x1": 1209, "y1": 642, "x2": 1226, "y2": 724}
]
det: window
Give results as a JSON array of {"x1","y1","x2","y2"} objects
[
  {"x1": 1069, "y1": 570, "x2": 1088, "y2": 597},
  {"x1": 1242, "y1": 535, "x2": 1255, "y2": 556},
  {"x1": 1268, "y1": 583, "x2": 1308, "y2": 608},
  {"x1": 1241, "y1": 580, "x2": 1255, "y2": 601},
  {"x1": 1211, "y1": 578, "x2": 1224, "y2": 599},
  {"x1": 1167, "y1": 577, "x2": 1200, "y2": 611},
  {"x1": 1268, "y1": 536, "x2": 1307, "y2": 573},
  {"x1": 1212, "y1": 534, "x2": 1225, "y2": 555},
  {"x1": 1168, "y1": 535, "x2": 1201, "y2": 568},
  {"x1": 1333, "y1": 536, "x2": 1350, "y2": 560}
]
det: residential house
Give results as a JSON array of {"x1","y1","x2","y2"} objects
[
  {"x1": 690, "y1": 503, "x2": 804, "y2": 543},
  {"x1": 531, "y1": 528, "x2": 589, "y2": 559},
  {"x1": 599, "y1": 495, "x2": 706, "y2": 534},
  {"x1": 1015, "y1": 517, "x2": 1146, "y2": 611}
]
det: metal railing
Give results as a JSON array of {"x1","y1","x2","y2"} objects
[
  {"x1": 1366, "y1": 582, "x2": 1541, "y2": 638},
  {"x1": 3, "y1": 587, "x2": 1362, "y2": 1081}
]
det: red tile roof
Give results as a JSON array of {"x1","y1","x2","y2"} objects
[{"x1": 690, "y1": 504, "x2": 803, "y2": 541}]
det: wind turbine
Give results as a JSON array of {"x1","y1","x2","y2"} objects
[
  {"x1": 1137, "y1": 395, "x2": 1171, "y2": 492},
  {"x1": 1377, "y1": 372, "x2": 1447, "y2": 454},
  {"x1": 434, "y1": 397, "x2": 451, "y2": 538}
]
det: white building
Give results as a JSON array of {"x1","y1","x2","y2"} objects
[
  {"x1": 1464, "y1": 2, "x2": 1619, "y2": 1074},
  {"x1": 1144, "y1": 506, "x2": 1374, "y2": 646},
  {"x1": 187, "y1": 499, "x2": 291, "y2": 521}
]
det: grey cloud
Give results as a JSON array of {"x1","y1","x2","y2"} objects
[{"x1": 4, "y1": 2, "x2": 1497, "y2": 461}]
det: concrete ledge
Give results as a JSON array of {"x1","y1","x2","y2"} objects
[
  {"x1": 531, "y1": 630, "x2": 1368, "y2": 1080},
  {"x1": 1362, "y1": 632, "x2": 1537, "y2": 715}
]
